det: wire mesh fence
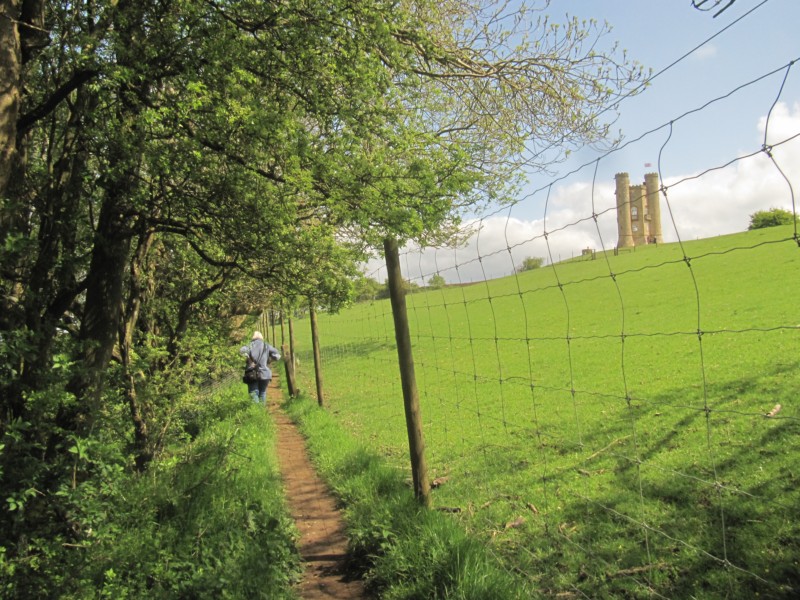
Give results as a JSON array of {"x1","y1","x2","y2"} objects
[{"x1": 289, "y1": 6, "x2": 799, "y2": 598}]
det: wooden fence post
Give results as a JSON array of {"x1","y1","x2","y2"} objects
[
  {"x1": 383, "y1": 237, "x2": 431, "y2": 507},
  {"x1": 281, "y1": 311, "x2": 299, "y2": 398},
  {"x1": 283, "y1": 344, "x2": 299, "y2": 398},
  {"x1": 309, "y1": 302, "x2": 325, "y2": 407},
  {"x1": 288, "y1": 315, "x2": 297, "y2": 372},
  {"x1": 261, "y1": 311, "x2": 269, "y2": 342}
]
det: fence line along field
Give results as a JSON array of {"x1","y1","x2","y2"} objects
[{"x1": 292, "y1": 224, "x2": 799, "y2": 599}]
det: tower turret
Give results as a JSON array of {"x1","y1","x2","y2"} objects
[
  {"x1": 615, "y1": 173, "x2": 634, "y2": 248},
  {"x1": 631, "y1": 184, "x2": 647, "y2": 246},
  {"x1": 644, "y1": 172, "x2": 663, "y2": 243}
]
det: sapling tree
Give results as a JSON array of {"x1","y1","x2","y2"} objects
[{"x1": 310, "y1": 0, "x2": 647, "y2": 504}]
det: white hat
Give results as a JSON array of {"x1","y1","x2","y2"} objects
[{"x1": 252, "y1": 331, "x2": 263, "y2": 340}]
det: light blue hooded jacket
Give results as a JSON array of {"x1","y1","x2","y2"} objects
[{"x1": 245, "y1": 338, "x2": 281, "y2": 381}]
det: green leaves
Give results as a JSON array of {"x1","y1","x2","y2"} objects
[
  {"x1": 748, "y1": 207, "x2": 797, "y2": 230},
  {"x1": 5, "y1": 490, "x2": 34, "y2": 513},
  {"x1": 0, "y1": 2, "x2": 651, "y2": 593}
]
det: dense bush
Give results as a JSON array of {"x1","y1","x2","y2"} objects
[
  {"x1": 1, "y1": 380, "x2": 300, "y2": 599},
  {"x1": 748, "y1": 207, "x2": 796, "y2": 229},
  {"x1": 517, "y1": 256, "x2": 544, "y2": 272}
]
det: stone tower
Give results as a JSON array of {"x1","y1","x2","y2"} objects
[
  {"x1": 615, "y1": 172, "x2": 663, "y2": 248},
  {"x1": 615, "y1": 172, "x2": 633, "y2": 248},
  {"x1": 644, "y1": 172, "x2": 664, "y2": 244}
]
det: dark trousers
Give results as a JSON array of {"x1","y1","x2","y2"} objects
[{"x1": 248, "y1": 379, "x2": 270, "y2": 403}]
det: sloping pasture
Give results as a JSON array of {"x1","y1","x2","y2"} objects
[{"x1": 293, "y1": 224, "x2": 799, "y2": 598}]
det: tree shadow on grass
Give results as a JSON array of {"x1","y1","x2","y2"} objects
[{"x1": 523, "y1": 361, "x2": 800, "y2": 599}]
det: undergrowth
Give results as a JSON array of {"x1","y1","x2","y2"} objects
[{"x1": 36, "y1": 383, "x2": 301, "y2": 599}]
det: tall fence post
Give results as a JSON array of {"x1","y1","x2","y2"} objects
[
  {"x1": 309, "y1": 302, "x2": 325, "y2": 407},
  {"x1": 256, "y1": 312, "x2": 263, "y2": 338},
  {"x1": 384, "y1": 237, "x2": 431, "y2": 507},
  {"x1": 282, "y1": 311, "x2": 299, "y2": 398},
  {"x1": 288, "y1": 315, "x2": 297, "y2": 372}
]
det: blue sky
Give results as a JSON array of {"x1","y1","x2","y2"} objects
[
  {"x1": 368, "y1": 0, "x2": 800, "y2": 283},
  {"x1": 527, "y1": 0, "x2": 800, "y2": 185}
]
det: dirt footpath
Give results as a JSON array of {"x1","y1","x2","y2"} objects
[{"x1": 267, "y1": 380, "x2": 369, "y2": 599}]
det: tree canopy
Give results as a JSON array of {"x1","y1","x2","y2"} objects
[
  {"x1": 748, "y1": 207, "x2": 797, "y2": 230},
  {"x1": 0, "y1": 1, "x2": 647, "y2": 594},
  {"x1": 518, "y1": 256, "x2": 545, "y2": 272}
]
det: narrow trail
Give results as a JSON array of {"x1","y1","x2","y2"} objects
[{"x1": 267, "y1": 378, "x2": 370, "y2": 599}]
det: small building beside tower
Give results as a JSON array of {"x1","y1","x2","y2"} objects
[{"x1": 615, "y1": 172, "x2": 664, "y2": 248}]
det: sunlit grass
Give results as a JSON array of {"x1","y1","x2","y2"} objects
[
  {"x1": 283, "y1": 393, "x2": 534, "y2": 599},
  {"x1": 292, "y1": 224, "x2": 800, "y2": 598}
]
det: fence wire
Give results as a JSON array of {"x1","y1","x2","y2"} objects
[{"x1": 293, "y1": 8, "x2": 799, "y2": 599}]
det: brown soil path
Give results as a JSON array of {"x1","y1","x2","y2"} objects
[{"x1": 267, "y1": 379, "x2": 370, "y2": 599}]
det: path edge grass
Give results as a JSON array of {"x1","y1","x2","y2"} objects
[{"x1": 283, "y1": 393, "x2": 537, "y2": 599}]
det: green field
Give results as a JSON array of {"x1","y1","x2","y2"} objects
[{"x1": 292, "y1": 225, "x2": 799, "y2": 598}]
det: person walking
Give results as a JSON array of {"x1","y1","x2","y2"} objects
[{"x1": 242, "y1": 331, "x2": 280, "y2": 404}]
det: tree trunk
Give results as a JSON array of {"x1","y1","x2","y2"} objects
[
  {"x1": 63, "y1": 195, "x2": 133, "y2": 432},
  {"x1": 280, "y1": 310, "x2": 299, "y2": 397},
  {"x1": 0, "y1": 0, "x2": 28, "y2": 333},
  {"x1": 0, "y1": 0, "x2": 21, "y2": 198},
  {"x1": 0, "y1": 0, "x2": 45, "y2": 199},
  {"x1": 120, "y1": 224, "x2": 157, "y2": 471},
  {"x1": 282, "y1": 343, "x2": 298, "y2": 398},
  {"x1": 22, "y1": 86, "x2": 93, "y2": 390},
  {"x1": 288, "y1": 315, "x2": 297, "y2": 372}
]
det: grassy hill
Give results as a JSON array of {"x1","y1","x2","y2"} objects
[{"x1": 292, "y1": 224, "x2": 799, "y2": 598}]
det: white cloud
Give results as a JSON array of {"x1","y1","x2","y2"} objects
[
  {"x1": 661, "y1": 100, "x2": 799, "y2": 240},
  {"x1": 692, "y1": 43, "x2": 718, "y2": 61},
  {"x1": 365, "y1": 102, "x2": 800, "y2": 284}
]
